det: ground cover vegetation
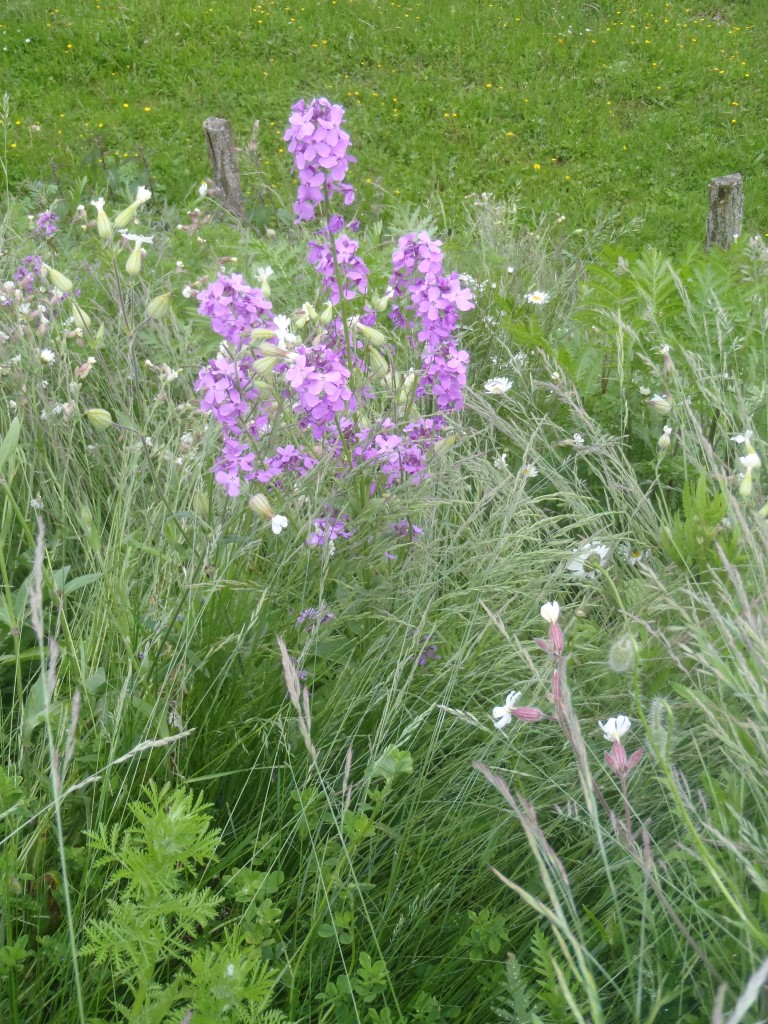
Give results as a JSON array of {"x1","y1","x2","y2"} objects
[
  {"x1": 1, "y1": 0, "x2": 768, "y2": 253},
  {"x1": 2, "y1": 5, "x2": 768, "y2": 1024}
]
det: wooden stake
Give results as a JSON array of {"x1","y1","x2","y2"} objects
[
  {"x1": 706, "y1": 172, "x2": 743, "y2": 251},
  {"x1": 202, "y1": 117, "x2": 245, "y2": 220}
]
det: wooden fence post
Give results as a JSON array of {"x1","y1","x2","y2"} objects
[
  {"x1": 202, "y1": 117, "x2": 245, "y2": 220},
  {"x1": 706, "y1": 172, "x2": 743, "y2": 251}
]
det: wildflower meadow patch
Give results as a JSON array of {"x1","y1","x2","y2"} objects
[{"x1": 2, "y1": 17, "x2": 768, "y2": 1024}]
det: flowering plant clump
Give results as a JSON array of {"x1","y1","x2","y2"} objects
[{"x1": 194, "y1": 98, "x2": 475, "y2": 552}]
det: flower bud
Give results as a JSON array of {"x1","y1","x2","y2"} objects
[
  {"x1": 294, "y1": 302, "x2": 317, "y2": 328},
  {"x1": 372, "y1": 288, "x2": 394, "y2": 312},
  {"x1": 257, "y1": 342, "x2": 291, "y2": 359},
  {"x1": 366, "y1": 347, "x2": 389, "y2": 376},
  {"x1": 318, "y1": 302, "x2": 334, "y2": 325},
  {"x1": 657, "y1": 424, "x2": 672, "y2": 450},
  {"x1": 70, "y1": 301, "x2": 92, "y2": 331},
  {"x1": 125, "y1": 242, "x2": 143, "y2": 276},
  {"x1": 91, "y1": 198, "x2": 112, "y2": 239},
  {"x1": 84, "y1": 408, "x2": 113, "y2": 429},
  {"x1": 251, "y1": 356, "x2": 280, "y2": 378},
  {"x1": 357, "y1": 322, "x2": 387, "y2": 347},
  {"x1": 397, "y1": 370, "x2": 417, "y2": 406},
  {"x1": 249, "y1": 493, "x2": 272, "y2": 518},
  {"x1": 146, "y1": 292, "x2": 173, "y2": 319},
  {"x1": 113, "y1": 203, "x2": 139, "y2": 231},
  {"x1": 608, "y1": 633, "x2": 636, "y2": 674},
  {"x1": 42, "y1": 263, "x2": 73, "y2": 293},
  {"x1": 192, "y1": 491, "x2": 209, "y2": 519},
  {"x1": 647, "y1": 393, "x2": 672, "y2": 415}
]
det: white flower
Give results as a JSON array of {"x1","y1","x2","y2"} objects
[
  {"x1": 658, "y1": 424, "x2": 672, "y2": 450},
  {"x1": 647, "y1": 393, "x2": 672, "y2": 415},
  {"x1": 256, "y1": 266, "x2": 274, "y2": 284},
  {"x1": 659, "y1": 344, "x2": 671, "y2": 356},
  {"x1": 638, "y1": 386, "x2": 651, "y2": 396},
  {"x1": 484, "y1": 376, "x2": 513, "y2": 394},
  {"x1": 181, "y1": 285, "x2": 195, "y2": 299},
  {"x1": 572, "y1": 432, "x2": 584, "y2": 446},
  {"x1": 525, "y1": 290, "x2": 550, "y2": 305},
  {"x1": 740, "y1": 452, "x2": 761, "y2": 471},
  {"x1": 567, "y1": 541, "x2": 611, "y2": 579},
  {"x1": 271, "y1": 514, "x2": 289, "y2": 535},
  {"x1": 198, "y1": 181, "x2": 208, "y2": 197},
  {"x1": 731, "y1": 431, "x2": 754, "y2": 445},
  {"x1": 135, "y1": 186, "x2": 152, "y2": 205},
  {"x1": 91, "y1": 197, "x2": 105, "y2": 212},
  {"x1": 30, "y1": 495, "x2": 44, "y2": 511},
  {"x1": 619, "y1": 543, "x2": 648, "y2": 565},
  {"x1": 540, "y1": 601, "x2": 560, "y2": 623},
  {"x1": 520, "y1": 463, "x2": 538, "y2": 478},
  {"x1": 492, "y1": 690, "x2": 521, "y2": 730},
  {"x1": 119, "y1": 231, "x2": 153, "y2": 246},
  {"x1": 599, "y1": 715, "x2": 631, "y2": 743},
  {"x1": 493, "y1": 453, "x2": 508, "y2": 469},
  {"x1": 271, "y1": 314, "x2": 296, "y2": 348},
  {"x1": 38, "y1": 348, "x2": 56, "y2": 365},
  {"x1": 507, "y1": 266, "x2": 515, "y2": 274}
]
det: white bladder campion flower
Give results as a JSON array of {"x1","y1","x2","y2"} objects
[
  {"x1": 270, "y1": 514, "x2": 289, "y2": 535},
  {"x1": 492, "y1": 690, "x2": 521, "y2": 729},
  {"x1": 739, "y1": 451, "x2": 761, "y2": 497},
  {"x1": 249, "y1": 492, "x2": 288, "y2": 534},
  {"x1": 647, "y1": 393, "x2": 672, "y2": 415},
  {"x1": 540, "y1": 601, "x2": 560, "y2": 623},
  {"x1": 658, "y1": 424, "x2": 672, "y2": 450},
  {"x1": 732, "y1": 430, "x2": 754, "y2": 448},
  {"x1": 567, "y1": 541, "x2": 611, "y2": 579},
  {"x1": 599, "y1": 715, "x2": 631, "y2": 743},
  {"x1": 120, "y1": 231, "x2": 153, "y2": 276},
  {"x1": 484, "y1": 376, "x2": 513, "y2": 395},
  {"x1": 525, "y1": 290, "x2": 550, "y2": 305}
]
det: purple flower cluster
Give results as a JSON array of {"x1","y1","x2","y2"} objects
[
  {"x1": 296, "y1": 606, "x2": 336, "y2": 629},
  {"x1": 308, "y1": 231, "x2": 369, "y2": 303},
  {"x1": 285, "y1": 343, "x2": 357, "y2": 435},
  {"x1": 284, "y1": 98, "x2": 356, "y2": 222},
  {"x1": 196, "y1": 274, "x2": 273, "y2": 349},
  {"x1": 389, "y1": 233, "x2": 473, "y2": 410},
  {"x1": 193, "y1": 99, "x2": 475, "y2": 542},
  {"x1": 307, "y1": 508, "x2": 354, "y2": 549},
  {"x1": 34, "y1": 210, "x2": 59, "y2": 239},
  {"x1": 13, "y1": 255, "x2": 43, "y2": 292}
]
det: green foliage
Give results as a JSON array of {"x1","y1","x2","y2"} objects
[
  {"x1": 81, "y1": 782, "x2": 285, "y2": 1024},
  {"x1": 660, "y1": 474, "x2": 740, "y2": 574}
]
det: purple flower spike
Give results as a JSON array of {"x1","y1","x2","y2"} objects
[{"x1": 284, "y1": 98, "x2": 356, "y2": 223}]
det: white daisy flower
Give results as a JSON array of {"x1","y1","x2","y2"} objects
[
  {"x1": 525, "y1": 291, "x2": 550, "y2": 305},
  {"x1": 567, "y1": 541, "x2": 611, "y2": 579}
]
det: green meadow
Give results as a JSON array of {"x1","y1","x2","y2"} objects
[
  {"x1": 2, "y1": 0, "x2": 768, "y2": 250},
  {"x1": 2, "y1": 2, "x2": 768, "y2": 1024}
]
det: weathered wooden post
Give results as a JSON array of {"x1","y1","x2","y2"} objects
[
  {"x1": 202, "y1": 116, "x2": 245, "y2": 220},
  {"x1": 705, "y1": 172, "x2": 743, "y2": 251}
]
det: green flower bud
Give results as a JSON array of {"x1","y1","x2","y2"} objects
[
  {"x1": 146, "y1": 292, "x2": 173, "y2": 319},
  {"x1": 71, "y1": 301, "x2": 92, "y2": 331},
  {"x1": 608, "y1": 633, "x2": 637, "y2": 674},
  {"x1": 84, "y1": 408, "x2": 113, "y2": 429},
  {"x1": 42, "y1": 263, "x2": 74, "y2": 293}
]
